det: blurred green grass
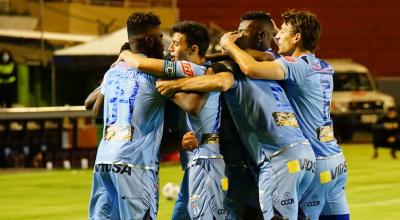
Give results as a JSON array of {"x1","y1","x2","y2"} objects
[{"x1": 0, "y1": 144, "x2": 400, "y2": 219}]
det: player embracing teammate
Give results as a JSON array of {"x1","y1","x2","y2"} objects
[{"x1": 87, "y1": 9, "x2": 349, "y2": 220}]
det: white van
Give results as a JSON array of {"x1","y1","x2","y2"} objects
[{"x1": 328, "y1": 59, "x2": 396, "y2": 141}]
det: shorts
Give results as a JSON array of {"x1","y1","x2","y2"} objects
[
  {"x1": 258, "y1": 142, "x2": 316, "y2": 220},
  {"x1": 299, "y1": 152, "x2": 349, "y2": 220},
  {"x1": 188, "y1": 158, "x2": 228, "y2": 220},
  {"x1": 89, "y1": 164, "x2": 159, "y2": 220}
]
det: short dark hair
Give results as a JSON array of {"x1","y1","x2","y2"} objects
[
  {"x1": 240, "y1": 11, "x2": 272, "y2": 22},
  {"x1": 282, "y1": 10, "x2": 321, "y2": 52},
  {"x1": 171, "y1": 21, "x2": 209, "y2": 57},
  {"x1": 126, "y1": 12, "x2": 161, "y2": 36},
  {"x1": 119, "y1": 42, "x2": 131, "y2": 53}
]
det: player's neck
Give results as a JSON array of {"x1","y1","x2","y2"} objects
[
  {"x1": 292, "y1": 47, "x2": 312, "y2": 57},
  {"x1": 187, "y1": 55, "x2": 206, "y2": 65}
]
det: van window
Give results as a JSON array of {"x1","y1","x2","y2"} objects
[{"x1": 333, "y1": 72, "x2": 373, "y2": 91}]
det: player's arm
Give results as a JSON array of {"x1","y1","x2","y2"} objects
[
  {"x1": 117, "y1": 50, "x2": 206, "y2": 78},
  {"x1": 92, "y1": 93, "x2": 104, "y2": 116},
  {"x1": 84, "y1": 85, "x2": 101, "y2": 110},
  {"x1": 245, "y1": 49, "x2": 275, "y2": 61},
  {"x1": 156, "y1": 66, "x2": 235, "y2": 97},
  {"x1": 170, "y1": 92, "x2": 207, "y2": 115},
  {"x1": 220, "y1": 32, "x2": 285, "y2": 80},
  {"x1": 118, "y1": 50, "x2": 164, "y2": 77}
]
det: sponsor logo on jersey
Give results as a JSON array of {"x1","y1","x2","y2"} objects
[
  {"x1": 221, "y1": 177, "x2": 229, "y2": 191},
  {"x1": 299, "y1": 158, "x2": 316, "y2": 173},
  {"x1": 287, "y1": 160, "x2": 300, "y2": 174},
  {"x1": 307, "y1": 194, "x2": 321, "y2": 207},
  {"x1": 287, "y1": 158, "x2": 316, "y2": 174},
  {"x1": 104, "y1": 125, "x2": 134, "y2": 141},
  {"x1": 317, "y1": 125, "x2": 335, "y2": 142},
  {"x1": 320, "y1": 170, "x2": 332, "y2": 184},
  {"x1": 281, "y1": 192, "x2": 294, "y2": 206},
  {"x1": 94, "y1": 164, "x2": 133, "y2": 176},
  {"x1": 320, "y1": 161, "x2": 347, "y2": 184},
  {"x1": 180, "y1": 61, "x2": 195, "y2": 77},
  {"x1": 217, "y1": 209, "x2": 226, "y2": 214},
  {"x1": 284, "y1": 56, "x2": 297, "y2": 63},
  {"x1": 273, "y1": 112, "x2": 299, "y2": 127}
]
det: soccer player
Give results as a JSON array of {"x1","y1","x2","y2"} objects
[
  {"x1": 219, "y1": 10, "x2": 350, "y2": 220},
  {"x1": 155, "y1": 12, "x2": 316, "y2": 220},
  {"x1": 88, "y1": 12, "x2": 167, "y2": 220},
  {"x1": 117, "y1": 21, "x2": 227, "y2": 220}
]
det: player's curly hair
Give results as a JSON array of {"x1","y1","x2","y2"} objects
[
  {"x1": 240, "y1": 11, "x2": 272, "y2": 22},
  {"x1": 282, "y1": 10, "x2": 320, "y2": 52},
  {"x1": 171, "y1": 21, "x2": 209, "y2": 57},
  {"x1": 126, "y1": 12, "x2": 161, "y2": 35}
]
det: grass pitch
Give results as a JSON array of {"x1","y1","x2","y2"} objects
[{"x1": 0, "y1": 143, "x2": 400, "y2": 220}]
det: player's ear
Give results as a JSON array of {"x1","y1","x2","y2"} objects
[
  {"x1": 190, "y1": 45, "x2": 199, "y2": 56},
  {"x1": 145, "y1": 35, "x2": 154, "y2": 47},
  {"x1": 258, "y1": 31, "x2": 265, "y2": 43},
  {"x1": 293, "y1": 32, "x2": 301, "y2": 44}
]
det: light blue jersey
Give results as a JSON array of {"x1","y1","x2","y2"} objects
[
  {"x1": 96, "y1": 61, "x2": 165, "y2": 171},
  {"x1": 89, "y1": 61, "x2": 164, "y2": 220},
  {"x1": 224, "y1": 75, "x2": 308, "y2": 164},
  {"x1": 170, "y1": 61, "x2": 227, "y2": 220},
  {"x1": 277, "y1": 55, "x2": 349, "y2": 219},
  {"x1": 187, "y1": 90, "x2": 221, "y2": 157},
  {"x1": 219, "y1": 60, "x2": 316, "y2": 219},
  {"x1": 277, "y1": 55, "x2": 341, "y2": 157}
]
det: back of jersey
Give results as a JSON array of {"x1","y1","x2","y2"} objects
[
  {"x1": 96, "y1": 62, "x2": 165, "y2": 171},
  {"x1": 277, "y1": 54, "x2": 341, "y2": 157},
  {"x1": 224, "y1": 70, "x2": 307, "y2": 165}
]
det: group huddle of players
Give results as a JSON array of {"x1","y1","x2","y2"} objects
[{"x1": 86, "y1": 9, "x2": 350, "y2": 220}]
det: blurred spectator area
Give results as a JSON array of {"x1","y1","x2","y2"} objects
[{"x1": 0, "y1": 106, "x2": 99, "y2": 168}]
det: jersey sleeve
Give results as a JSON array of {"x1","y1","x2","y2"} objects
[
  {"x1": 100, "y1": 73, "x2": 108, "y2": 95},
  {"x1": 276, "y1": 56, "x2": 307, "y2": 85},
  {"x1": 163, "y1": 60, "x2": 207, "y2": 78}
]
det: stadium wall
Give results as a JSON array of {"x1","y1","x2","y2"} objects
[{"x1": 178, "y1": 0, "x2": 400, "y2": 77}]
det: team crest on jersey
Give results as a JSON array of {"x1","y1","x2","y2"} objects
[
  {"x1": 272, "y1": 112, "x2": 299, "y2": 127},
  {"x1": 317, "y1": 125, "x2": 335, "y2": 142},
  {"x1": 180, "y1": 61, "x2": 195, "y2": 77},
  {"x1": 104, "y1": 125, "x2": 134, "y2": 141},
  {"x1": 284, "y1": 56, "x2": 297, "y2": 63}
]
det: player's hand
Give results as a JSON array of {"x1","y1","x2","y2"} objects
[
  {"x1": 220, "y1": 31, "x2": 242, "y2": 49},
  {"x1": 111, "y1": 50, "x2": 130, "y2": 67},
  {"x1": 156, "y1": 79, "x2": 177, "y2": 97},
  {"x1": 181, "y1": 131, "x2": 198, "y2": 151}
]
